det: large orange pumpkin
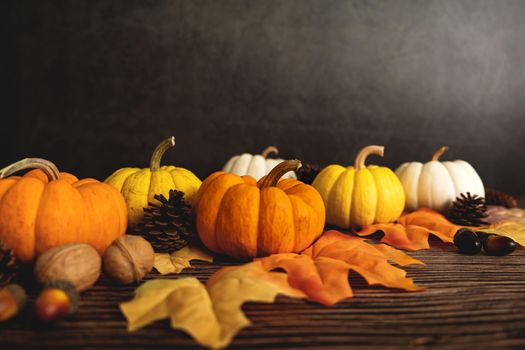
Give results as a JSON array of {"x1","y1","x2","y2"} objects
[
  {"x1": 195, "y1": 160, "x2": 326, "y2": 259},
  {"x1": 0, "y1": 158, "x2": 127, "y2": 262}
]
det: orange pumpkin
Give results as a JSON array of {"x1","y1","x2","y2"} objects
[
  {"x1": 195, "y1": 160, "x2": 326, "y2": 259},
  {"x1": 0, "y1": 158, "x2": 127, "y2": 262}
]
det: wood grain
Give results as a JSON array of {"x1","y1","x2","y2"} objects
[{"x1": 1, "y1": 243, "x2": 524, "y2": 350}]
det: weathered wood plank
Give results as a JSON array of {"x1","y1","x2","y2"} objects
[{"x1": 1, "y1": 244, "x2": 524, "y2": 349}]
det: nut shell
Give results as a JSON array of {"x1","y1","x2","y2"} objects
[
  {"x1": 104, "y1": 235, "x2": 154, "y2": 284},
  {"x1": 35, "y1": 243, "x2": 101, "y2": 292}
]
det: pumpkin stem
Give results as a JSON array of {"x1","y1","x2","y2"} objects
[
  {"x1": 354, "y1": 145, "x2": 384, "y2": 170},
  {"x1": 258, "y1": 159, "x2": 301, "y2": 189},
  {"x1": 0, "y1": 158, "x2": 60, "y2": 181},
  {"x1": 150, "y1": 137, "x2": 176, "y2": 172},
  {"x1": 431, "y1": 146, "x2": 449, "y2": 161},
  {"x1": 261, "y1": 146, "x2": 279, "y2": 159}
]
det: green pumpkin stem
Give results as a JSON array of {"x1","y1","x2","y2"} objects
[
  {"x1": 0, "y1": 158, "x2": 60, "y2": 181},
  {"x1": 261, "y1": 146, "x2": 279, "y2": 159},
  {"x1": 354, "y1": 145, "x2": 385, "y2": 170},
  {"x1": 432, "y1": 146, "x2": 449, "y2": 161},
  {"x1": 258, "y1": 159, "x2": 301, "y2": 189},
  {"x1": 150, "y1": 137, "x2": 176, "y2": 172}
]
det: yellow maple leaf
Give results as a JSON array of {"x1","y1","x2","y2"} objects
[
  {"x1": 477, "y1": 221, "x2": 525, "y2": 247},
  {"x1": 154, "y1": 243, "x2": 214, "y2": 275},
  {"x1": 120, "y1": 261, "x2": 305, "y2": 349}
]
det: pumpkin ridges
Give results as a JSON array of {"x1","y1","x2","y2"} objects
[
  {"x1": 0, "y1": 177, "x2": 45, "y2": 262},
  {"x1": 327, "y1": 169, "x2": 355, "y2": 229},
  {"x1": 370, "y1": 167, "x2": 405, "y2": 223},
  {"x1": 194, "y1": 172, "x2": 224, "y2": 213},
  {"x1": 396, "y1": 162, "x2": 422, "y2": 211},
  {"x1": 450, "y1": 160, "x2": 485, "y2": 197},
  {"x1": 215, "y1": 183, "x2": 259, "y2": 258},
  {"x1": 312, "y1": 165, "x2": 345, "y2": 205},
  {"x1": 283, "y1": 183, "x2": 326, "y2": 233},
  {"x1": 105, "y1": 184, "x2": 128, "y2": 237},
  {"x1": 257, "y1": 187, "x2": 295, "y2": 257},
  {"x1": 75, "y1": 182, "x2": 124, "y2": 254},
  {"x1": 351, "y1": 168, "x2": 378, "y2": 226},
  {"x1": 168, "y1": 168, "x2": 202, "y2": 203},
  {"x1": 287, "y1": 194, "x2": 318, "y2": 252},
  {"x1": 105, "y1": 168, "x2": 141, "y2": 191},
  {"x1": 0, "y1": 178, "x2": 18, "y2": 202},
  {"x1": 246, "y1": 156, "x2": 267, "y2": 181},
  {"x1": 59, "y1": 172, "x2": 80, "y2": 184},
  {"x1": 241, "y1": 176, "x2": 257, "y2": 186},
  {"x1": 196, "y1": 173, "x2": 245, "y2": 253},
  {"x1": 34, "y1": 180, "x2": 90, "y2": 257},
  {"x1": 24, "y1": 169, "x2": 51, "y2": 183},
  {"x1": 231, "y1": 154, "x2": 253, "y2": 175},
  {"x1": 275, "y1": 178, "x2": 300, "y2": 192},
  {"x1": 149, "y1": 170, "x2": 176, "y2": 204},
  {"x1": 121, "y1": 169, "x2": 152, "y2": 228},
  {"x1": 278, "y1": 180, "x2": 325, "y2": 251},
  {"x1": 418, "y1": 161, "x2": 456, "y2": 212}
]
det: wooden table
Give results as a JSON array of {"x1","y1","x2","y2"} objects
[{"x1": 1, "y1": 241, "x2": 524, "y2": 350}]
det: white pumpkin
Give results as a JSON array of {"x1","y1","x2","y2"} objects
[
  {"x1": 395, "y1": 146, "x2": 484, "y2": 212},
  {"x1": 222, "y1": 146, "x2": 297, "y2": 181}
]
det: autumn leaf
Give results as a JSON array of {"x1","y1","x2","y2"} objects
[
  {"x1": 354, "y1": 208, "x2": 461, "y2": 250},
  {"x1": 154, "y1": 243, "x2": 214, "y2": 275},
  {"x1": 122, "y1": 231, "x2": 424, "y2": 348},
  {"x1": 477, "y1": 221, "x2": 525, "y2": 247},
  {"x1": 258, "y1": 230, "x2": 424, "y2": 306},
  {"x1": 120, "y1": 261, "x2": 305, "y2": 349}
]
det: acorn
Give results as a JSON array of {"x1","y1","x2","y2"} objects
[
  {"x1": 0, "y1": 284, "x2": 27, "y2": 322},
  {"x1": 483, "y1": 235, "x2": 517, "y2": 256},
  {"x1": 35, "y1": 280, "x2": 79, "y2": 322},
  {"x1": 453, "y1": 228, "x2": 482, "y2": 255}
]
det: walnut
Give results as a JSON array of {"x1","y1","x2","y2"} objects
[
  {"x1": 34, "y1": 243, "x2": 101, "y2": 292},
  {"x1": 103, "y1": 235, "x2": 154, "y2": 284}
]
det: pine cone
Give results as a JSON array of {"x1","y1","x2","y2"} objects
[
  {"x1": 484, "y1": 187, "x2": 518, "y2": 208},
  {"x1": 296, "y1": 163, "x2": 322, "y2": 185},
  {"x1": 0, "y1": 241, "x2": 18, "y2": 286},
  {"x1": 135, "y1": 190, "x2": 195, "y2": 253},
  {"x1": 447, "y1": 192, "x2": 489, "y2": 227}
]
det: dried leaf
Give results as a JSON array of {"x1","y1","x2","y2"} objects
[
  {"x1": 355, "y1": 208, "x2": 461, "y2": 250},
  {"x1": 258, "y1": 230, "x2": 424, "y2": 306},
  {"x1": 122, "y1": 231, "x2": 424, "y2": 348},
  {"x1": 477, "y1": 221, "x2": 525, "y2": 247},
  {"x1": 154, "y1": 244, "x2": 214, "y2": 275},
  {"x1": 120, "y1": 261, "x2": 305, "y2": 349}
]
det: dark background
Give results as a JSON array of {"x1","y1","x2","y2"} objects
[{"x1": 5, "y1": 0, "x2": 525, "y2": 193}]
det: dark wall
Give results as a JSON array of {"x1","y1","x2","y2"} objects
[{"x1": 6, "y1": 0, "x2": 525, "y2": 193}]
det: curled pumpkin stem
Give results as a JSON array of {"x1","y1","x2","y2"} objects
[
  {"x1": 258, "y1": 159, "x2": 301, "y2": 189},
  {"x1": 354, "y1": 145, "x2": 384, "y2": 170},
  {"x1": 150, "y1": 137, "x2": 176, "y2": 172},
  {"x1": 261, "y1": 146, "x2": 279, "y2": 158},
  {"x1": 0, "y1": 158, "x2": 60, "y2": 181},
  {"x1": 431, "y1": 146, "x2": 449, "y2": 161}
]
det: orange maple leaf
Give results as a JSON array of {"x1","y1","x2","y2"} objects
[
  {"x1": 258, "y1": 230, "x2": 424, "y2": 306},
  {"x1": 354, "y1": 208, "x2": 461, "y2": 251}
]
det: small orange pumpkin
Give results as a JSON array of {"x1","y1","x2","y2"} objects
[
  {"x1": 194, "y1": 160, "x2": 326, "y2": 259},
  {"x1": 0, "y1": 158, "x2": 127, "y2": 262}
]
